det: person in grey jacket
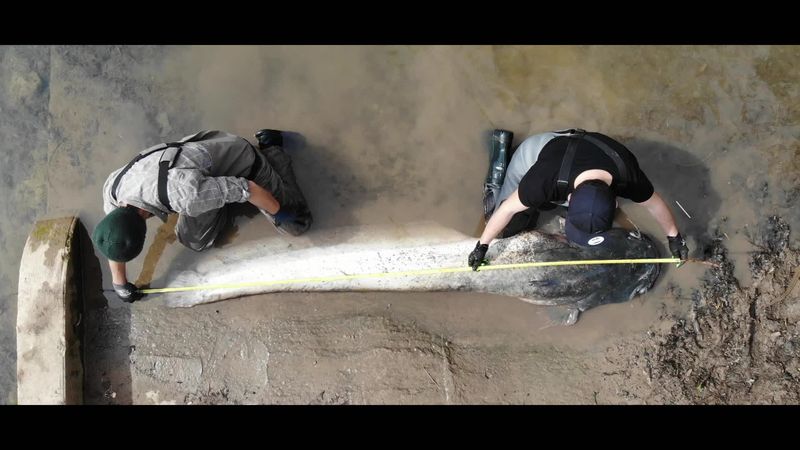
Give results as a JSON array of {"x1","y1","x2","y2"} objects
[{"x1": 92, "y1": 129, "x2": 312, "y2": 302}]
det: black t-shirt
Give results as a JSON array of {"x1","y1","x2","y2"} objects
[{"x1": 517, "y1": 132, "x2": 655, "y2": 209}]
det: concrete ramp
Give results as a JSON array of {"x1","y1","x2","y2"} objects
[{"x1": 16, "y1": 217, "x2": 83, "y2": 404}]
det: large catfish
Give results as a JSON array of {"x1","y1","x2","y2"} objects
[{"x1": 155, "y1": 222, "x2": 661, "y2": 325}]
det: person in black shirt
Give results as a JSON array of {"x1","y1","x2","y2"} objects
[{"x1": 468, "y1": 129, "x2": 689, "y2": 270}]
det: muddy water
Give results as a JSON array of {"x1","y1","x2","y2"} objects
[{"x1": 1, "y1": 45, "x2": 798, "y2": 403}]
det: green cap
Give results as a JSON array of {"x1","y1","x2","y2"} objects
[{"x1": 92, "y1": 207, "x2": 147, "y2": 262}]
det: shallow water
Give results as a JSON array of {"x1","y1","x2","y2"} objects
[{"x1": 1, "y1": 45, "x2": 798, "y2": 403}]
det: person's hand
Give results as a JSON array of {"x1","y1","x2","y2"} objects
[
  {"x1": 113, "y1": 282, "x2": 142, "y2": 303},
  {"x1": 468, "y1": 241, "x2": 489, "y2": 271},
  {"x1": 668, "y1": 232, "x2": 689, "y2": 267}
]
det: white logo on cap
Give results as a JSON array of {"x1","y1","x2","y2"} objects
[{"x1": 588, "y1": 236, "x2": 605, "y2": 246}]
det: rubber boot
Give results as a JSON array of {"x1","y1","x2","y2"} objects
[{"x1": 483, "y1": 129, "x2": 514, "y2": 221}]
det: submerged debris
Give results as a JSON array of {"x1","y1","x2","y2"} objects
[{"x1": 643, "y1": 216, "x2": 800, "y2": 404}]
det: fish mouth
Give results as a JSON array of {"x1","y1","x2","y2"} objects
[{"x1": 627, "y1": 265, "x2": 660, "y2": 300}]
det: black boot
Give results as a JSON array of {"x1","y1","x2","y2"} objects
[
  {"x1": 483, "y1": 129, "x2": 514, "y2": 221},
  {"x1": 254, "y1": 129, "x2": 284, "y2": 149}
]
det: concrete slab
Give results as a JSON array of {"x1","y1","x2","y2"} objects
[{"x1": 16, "y1": 217, "x2": 82, "y2": 404}]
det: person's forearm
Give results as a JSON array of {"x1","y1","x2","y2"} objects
[
  {"x1": 642, "y1": 192, "x2": 679, "y2": 237},
  {"x1": 479, "y1": 207, "x2": 516, "y2": 245},
  {"x1": 109, "y1": 260, "x2": 128, "y2": 285},
  {"x1": 479, "y1": 190, "x2": 529, "y2": 245},
  {"x1": 246, "y1": 180, "x2": 281, "y2": 214}
]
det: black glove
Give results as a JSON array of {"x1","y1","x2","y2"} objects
[
  {"x1": 468, "y1": 241, "x2": 489, "y2": 271},
  {"x1": 272, "y1": 207, "x2": 311, "y2": 236},
  {"x1": 668, "y1": 233, "x2": 689, "y2": 266},
  {"x1": 273, "y1": 208, "x2": 297, "y2": 226},
  {"x1": 113, "y1": 282, "x2": 142, "y2": 303}
]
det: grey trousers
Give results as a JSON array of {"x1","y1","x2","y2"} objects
[
  {"x1": 175, "y1": 132, "x2": 312, "y2": 251},
  {"x1": 488, "y1": 131, "x2": 565, "y2": 238}
]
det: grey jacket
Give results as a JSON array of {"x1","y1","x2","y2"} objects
[{"x1": 102, "y1": 131, "x2": 255, "y2": 222}]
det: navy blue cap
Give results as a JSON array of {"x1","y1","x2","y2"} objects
[{"x1": 565, "y1": 180, "x2": 616, "y2": 247}]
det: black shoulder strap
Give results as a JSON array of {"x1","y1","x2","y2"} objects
[
  {"x1": 553, "y1": 131, "x2": 631, "y2": 201},
  {"x1": 111, "y1": 132, "x2": 210, "y2": 208},
  {"x1": 157, "y1": 146, "x2": 183, "y2": 212},
  {"x1": 111, "y1": 141, "x2": 184, "y2": 205},
  {"x1": 556, "y1": 131, "x2": 583, "y2": 201},
  {"x1": 582, "y1": 134, "x2": 629, "y2": 189},
  {"x1": 157, "y1": 161, "x2": 173, "y2": 212},
  {"x1": 111, "y1": 143, "x2": 170, "y2": 202}
]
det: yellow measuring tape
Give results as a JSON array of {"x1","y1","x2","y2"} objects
[{"x1": 138, "y1": 257, "x2": 680, "y2": 295}]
